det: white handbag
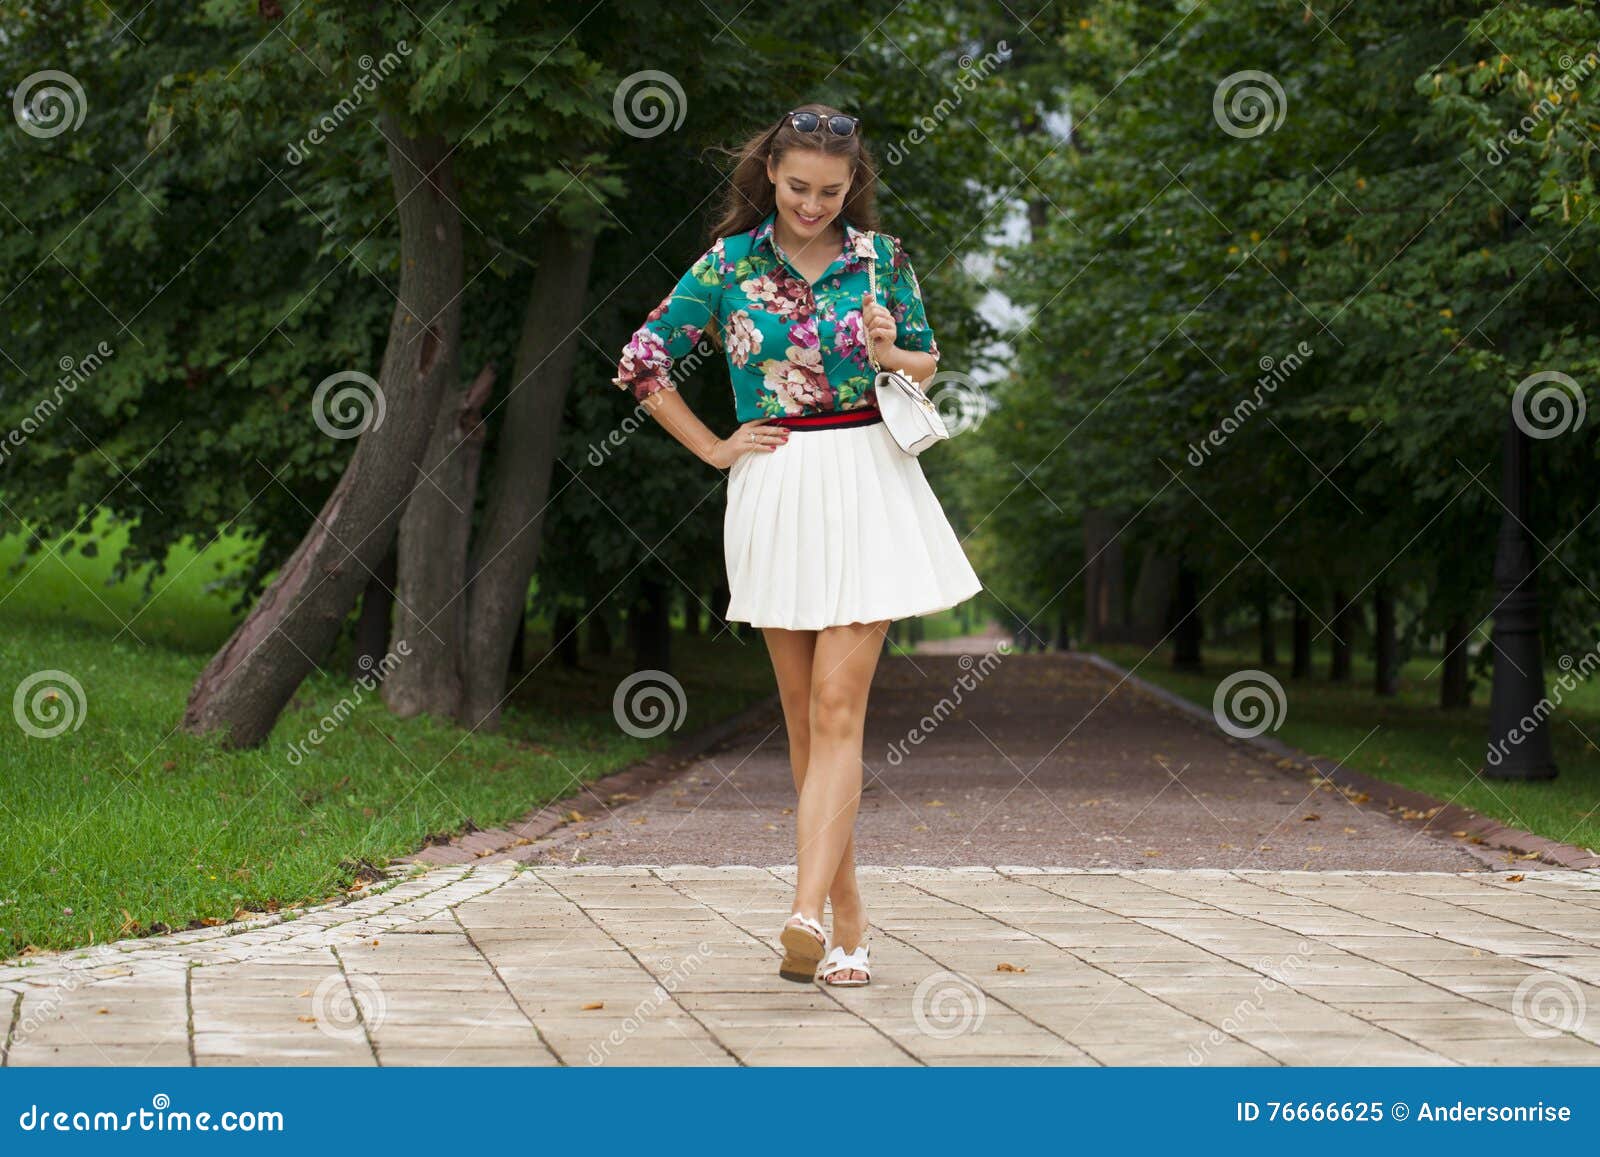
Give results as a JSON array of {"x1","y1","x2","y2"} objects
[{"x1": 865, "y1": 231, "x2": 950, "y2": 456}]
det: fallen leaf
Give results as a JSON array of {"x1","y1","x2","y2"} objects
[
  {"x1": 581, "y1": 1001, "x2": 605, "y2": 1011},
  {"x1": 298, "y1": 1015, "x2": 316, "y2": 1023},
  {"x1": 996, "y1": 962, "x2": 1026, "y2": 973},
  {"x1": 96, "y1": 1008, "x2": 109, "y2": 1015},
  {"x1": 1301, "y1": 813, "x2": 1320, "y2": 822},
  {"x1": 926, "y1": 800, "x2": 946, "y2": 807},
  {"x1": 1505, "y1": 874, "x2": 1525, "y2": 882}
]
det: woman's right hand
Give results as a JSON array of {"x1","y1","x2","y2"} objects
[{"x1": 707, "y1": 418, "x2": 789, "y2": 469}]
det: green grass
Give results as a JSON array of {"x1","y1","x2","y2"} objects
[
  {"x1": 0, "y1": 517, "x2": 781, "y2": 955},
  {"x1": 1093, "y1": 639, "x2": 1600, "y2": 857}
]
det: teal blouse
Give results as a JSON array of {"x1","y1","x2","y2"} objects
[{"x1": 611, "y1": 210, "x2": 940, "y2": 422}]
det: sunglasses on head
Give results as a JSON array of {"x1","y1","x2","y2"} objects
[{"x1": 785, "y1": 110, "x2": 859, "y2": 137}]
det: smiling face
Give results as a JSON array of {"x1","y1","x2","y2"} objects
[{"x1": 766, "y1": 147, "x2": 854, "y2": 240}]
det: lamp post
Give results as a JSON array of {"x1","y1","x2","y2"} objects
[{"x1": 1484, "y1": 409, "x2": 1557, "y2": 780}]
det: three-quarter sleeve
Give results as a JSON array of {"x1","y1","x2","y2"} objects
[
  {"x1": 884, "y1": 234, "x2": 940, "y2": 365},
  {"x1": 612, "y1": 240, "x2": 725, "y2": 402}
]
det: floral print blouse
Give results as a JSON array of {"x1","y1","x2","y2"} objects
[{"x1": 611, "y1": 210, "x2": 940, "y2": 422}]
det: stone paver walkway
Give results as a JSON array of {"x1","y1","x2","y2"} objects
[{"x1": 4, "y1": 862, "x2": 1599, "y2": 1066}]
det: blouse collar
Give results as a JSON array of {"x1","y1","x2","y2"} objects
[{"x1": 751, "y1": 210, "x2": 876, "y2": 267}]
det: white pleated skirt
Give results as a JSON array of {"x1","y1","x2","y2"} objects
[{"x1": 723, "y1": 417, "x2": 983, "y2": 630}]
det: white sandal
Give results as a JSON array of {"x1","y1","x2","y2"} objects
[
  {"x1": 818, "y1": 942, "x2": 871, "y2": 987},
  {"x1": 778, "y1": 912, "x2": 827, "y2": 983}
]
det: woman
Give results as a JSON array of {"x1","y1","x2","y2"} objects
[{"x1": 611, "y1": 103, "x2": 982, "y2": 987}]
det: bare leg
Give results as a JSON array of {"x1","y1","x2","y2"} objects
[
  {"x1": 761, "y1": 626, "x2": 867, "y2": 941},
  {"x1": 791, "y1": 619, "x2": 889, "y2": 981}
]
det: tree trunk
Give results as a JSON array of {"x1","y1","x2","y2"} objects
[
  {"x1": 1441, "y1": 614, "x2": 1471, "y2": 708},
  {"x1": 1329, "y1": 587, "x2": 1352, "y2": 681},
  {"x1": 1171, "y1": 561, "x2": 1202, "y2": 671},
  {"x1": 1292, "y1": 598, "x2": 1311, "y2": 678},
  {"x1": 182, "y1": 118, "x2": 464, "y2": 748},
  {"x1": 555, "y1": 605, "x2": 581, "y2": 669},
  {"x1": 510, "y1": 610, "x2": 526, "y2": 674},
  {"x1": 458, "y1": 219, "x2": 599, "y2": 731},
  {"x1": 383, "y1": 362, "x2": 496, "y2": 719},
  {"x1": 709, "y1": 581, "x2": 731, "y2": 635},
  {"x1": 587, "y1": 608, "x2": 612, "y2": 657},
  {"x1": 1257, "y1": 588, "x2": 1276, "y2": 667},
  {"x1": 632, "y1": 578, "x2": 671, "y2": 671},
  {"x1": 1082, "y1": 508, "x2": 1125, "y2": 645},
  {"x1": 351, "y1": 541, "x2": 397, "y2": 681},
  {"x1": 1373, "y1": 581, "x2": 1397, "y2": 696}
]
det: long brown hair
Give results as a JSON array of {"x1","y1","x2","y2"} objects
[{"x1": 705, "y1": 102, "x2": 881, "y2": 245}]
